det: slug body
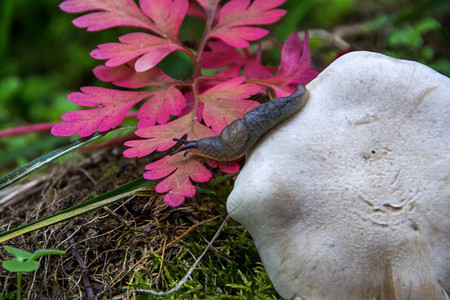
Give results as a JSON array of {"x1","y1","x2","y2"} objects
[{"x1": 171, "y1": 84, "x2": 309, "y2": 161}]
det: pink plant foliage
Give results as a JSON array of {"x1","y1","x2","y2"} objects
[
  {"x1": 91, "y1": 33, "x2": 184, "y2": 72},
  {"x1": 198, "y1": 77, "x2": 261, "y2": 133},
  {"x1": 55, "y1": 0, "x2": 319, "y2": 206},
  {"x1": 209, "y1": 0, "x2": 286, "y2": 47}
]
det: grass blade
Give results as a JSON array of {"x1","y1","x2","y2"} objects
[
  {"x1": 0, "y1": 126, "x2": 134, "y2": 190},
  {"x1": 0, "y1": 177, "x2": 152, "y2": 243},
  {"x1": 0, "y1": 134, "x2": 101, "y2": 190}
]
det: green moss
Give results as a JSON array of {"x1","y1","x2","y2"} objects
[{"x1": 133, "y1": 218, "x2": 281, "y2": 299}]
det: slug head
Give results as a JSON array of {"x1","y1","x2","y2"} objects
[{"x1": 169, "y1": 138, "x2": 199, "y2": 156}]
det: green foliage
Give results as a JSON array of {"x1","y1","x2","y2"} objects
[
  {"x1": 381, "y1": 0, "x2": 449, "y2": 75},
  {"x1": 2, "y1": 246, "x2": 65, "y2": 273},
  {"x1": 389, "y1": 17, "x2": 440, "y2": 48},
  {"x1": 385, "y1": 16, "x2": 447, "y2": 74},
  {"x1": 2, "y1": 246, "x2": 65, "y2": 300}
]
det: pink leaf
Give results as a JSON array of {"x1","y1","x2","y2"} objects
[
  {"x1": 51, "y1": 87, "x2": 151, "y2": 137},
  {"x1": 218, "y1": 161, "x2": 240, "y2": 173},
  {"x1": 201, "y1": 41, "x2": 273, "y2": 79},
  {"x1": 123, "y1": 115, "x2": 192, "y2": 158},
  {"x1": 201, "y1": 40, "x2": 247, "y2": 69},
  {"x1": 187, "y1": 3, "x2": 206, "y2": 19},
  {"x1": 140, "y1": 0, "x2": 188, "y2": 40},
  {"x1": 242, "y1": 50, "x2": 273, "y2": 79},
  {"x1": 213, "y1": 27, "x2": 269, "y2": 48},
  {"x1": 261, "y1": 32, "x2": 319, "y2": 96},
  {"x1": 144, "y1": 153, "x2": 212, "y2": 206},
  {"x1": 59, "y1": 0, "x2": 154, "y2": 31},
  {"x1": 126, "y1": 118, "x2": 217, "y2": 206},
  {"x1": 93, "y1": 63, "x2": 176, "y2": 88},
  {"x1": 215, "y1": 64, "x2": 241, "y2": 78},
  {"x1": 198, "y1": 77, "x2": 261, "y2": 133},
  {"x1": 209, "y1": 0, "x2": 286, "y2": 47},
  {"x1": 137, "y1": 86, "x2": 186, "y2": 127},
  {"x1": 91, "y1": 32, "x2": 183, "y2": 72},
  {"x1": 123, "y1": 112, "x2": 215, "y2": 157},
  {"x1": 204, "y1": 158, "x2": 240, "y2": 173},
  {"x1": 124, "y1": 114, "x2": 216, "y2": 157}
]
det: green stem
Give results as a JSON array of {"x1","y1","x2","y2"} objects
[{"x1": 17, "y1": 272, "x2": 22, "y2": 300}]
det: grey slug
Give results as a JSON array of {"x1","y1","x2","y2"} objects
[{"x1": 170, "y1": 84, "x2": 309, "y2": 161}]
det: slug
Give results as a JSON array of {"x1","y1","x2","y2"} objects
[{"x1": 170, "y1": 84, "x2": 309, "y2": 161}]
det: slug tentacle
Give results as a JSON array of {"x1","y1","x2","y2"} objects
[
  {"x1": 169, "y1": 138, "x2": 199, "y2": 156},
  {"x1": 170, "y1": 84, "x2": 309, "y2": 161}
]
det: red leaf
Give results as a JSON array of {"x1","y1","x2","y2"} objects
[
  {"x1": 140, "y1": 0, "x2": 188, "y2": 40},
  {"x1": 198, "y1": 77, "x2": 261, "y2": 133},
  {"x1": 144, "y1": 153, "x2": 212, "y2": 206},
  {"x1": 201, "y1": 40, "x2": 247, "y2": 69},
  {"x1": 123, "y1": 115, "x2": 192, "y2": 158},
  {"x1": 60, "y1": 0, "x2": 188, "y2": 39},
  {"x1": 187, "y1": 3, "x2": 206, "y2": 20},
  {"x1": 51, "y1": 87, "x2": 151, "y2": 137},
  {"x1": 124, "y1": 113, "x2": 214, "y2": 157},
  {"x1": 204, "y1": 158, "x2": 240, "y2": 173},
  {"x1": 93, "y1": 63, "x2": 176, "y2": 88},
  {"x1": 137, "y1": 86, "x2": 186, "y2": 127},
  {"x1": 125, "y1": 115, "x2": 218, "y2": 206},
  {"x1": 201, "y1": 41, "x2": 273, "y2": 79},
  {"x1": 91, "y1": 32, "x2": 183, "y2": 72},
  {"x1": 59, "y1": 0, "x2": 154, "y2": 31},
  {"x1": 261, "y1": 32, "x2": 319, "y2": 96},
  {"x1": 242, "y1": 50, "x2": 274, "y2": 79},
  {"x1": 209, "y1": 0, "x2": 286, "y2": 47}
]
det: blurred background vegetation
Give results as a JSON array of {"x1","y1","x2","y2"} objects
[{"x1": 0, "y1": 0, "x2": 449, "y2": 171}]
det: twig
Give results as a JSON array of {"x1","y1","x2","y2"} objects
[{"x1": 135, "y1": 215, "x2": 230, "y2": 296}]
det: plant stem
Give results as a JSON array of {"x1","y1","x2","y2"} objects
[
  {"x1": 194, "y1": 0, "x2": 219, "y2": 77},
  {"x1": 17, "y1": 272, "x2": 22, "y2": 300},
  {"x1": 0, "y1": 122, "x2": 59, "y2": 138},
  {"x1": 0, "y1": 112, "x2": 139, "y2": 139},
  {"x1": 191, "y1": 79, "x2": 200, "y2": 125}
]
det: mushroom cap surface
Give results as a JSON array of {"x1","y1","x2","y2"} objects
[{"x1": 227, "y1": 51, "x2": 450, "y2": 300}]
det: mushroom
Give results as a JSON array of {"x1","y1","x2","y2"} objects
[{"x1": 227, "y1": 51, "x2": 450, "y2": 299}]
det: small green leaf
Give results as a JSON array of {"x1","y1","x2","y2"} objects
[
  {"x1": 209, "y1": 172, "x2": 239, "y2": 185},
  {"x1": 2, "y1": 260, "x2": 40, "y2": 273},
  {"x1": 3, "y1": 246, "x2": 33, "y2": 260},
  {"x1": 225, "y1": 283, "x2": 251, "y2": 291},
  {"x1": 415, "y1": 17, "x2": 440, "y2": 34},
  {"x1": 237, "y1": 269, "x2": 251, "y2": 287},
  {"x1": 30, "y1": 249, "x2": 66, "y2": 260}
]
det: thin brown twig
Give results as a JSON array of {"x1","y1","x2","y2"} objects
[
  {"x1": 166, "y1": 215, "x2": 219, "y2": 248},
  {"x1": 155, "y1": 236, "x2": 167, "y2": 285}
]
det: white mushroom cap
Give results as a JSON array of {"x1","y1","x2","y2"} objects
[{"x1": 227, "y1": 51, "x2": 450, "y2": 299}]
